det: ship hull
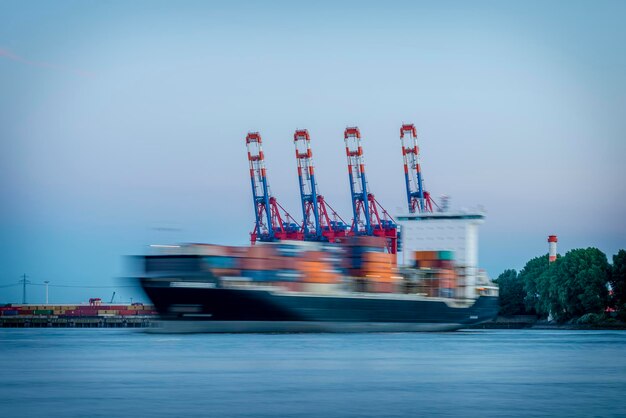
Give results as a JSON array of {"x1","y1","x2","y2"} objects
[
  {"x1": 140, "y1": 279, "x2": 498, "y2": 333},
  {"x1": 149, "y1": 320, "x2": 464, "y2": 333}
]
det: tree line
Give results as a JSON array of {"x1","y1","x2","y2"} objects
[{"x1": 495, "y1": 248, "x2": 626, "y2": 323}]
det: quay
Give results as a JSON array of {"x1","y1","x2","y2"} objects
[
  {"x1": 0, "y1": 316, "x2": 154, "y2": 328},
  {"x1": 1, "y1": 301, "x2": 158, "y2": 328}
]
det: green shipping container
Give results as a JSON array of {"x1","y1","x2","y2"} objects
[
  {"x1": 34, "y1": 309, "x2": 53, "y2": 315},
  {"x1": 438, "y1": 251, "x2": 454, "y2": 261}
]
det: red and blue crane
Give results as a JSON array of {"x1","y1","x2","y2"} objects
[
  {"x1": 343, "y1": 127, "x2": 397, "y2": 253},
  {"x1": 294, "y1": 129, "x2": 348, "y2": 242},
  {"x1": 246, "y1": 132, "x2": 302, "y2": 244},
  {"x1": 400, "y1": 124, "x2": 437, "y2": 213}
]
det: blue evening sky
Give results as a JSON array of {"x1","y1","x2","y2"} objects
[{"x1": 1, "y1": 0, "x2": 625, "y2": 303}]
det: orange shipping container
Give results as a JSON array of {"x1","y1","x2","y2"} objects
[
  {"x1": 245, "y1": 245, "x2": 277, "y2": 259},
  {"x1": 298, "y1": 260, "x2": 330, "y2": 272},
  {"x1": 414, "y1": 251, "x2": 439, "y2": 261},
  {"x1": 300, "y1": 270, "x2": 340, "y2": 283},
  {"x1": 363, "y1": 252, "x2": 393, "y2": 264},
  {"x1": 362, "y1": 261, "x2": 393, "y2": 271},
  {"x1": 239, "y1": 257, "x2": 282, "y2": 271},
  {"x1": 418, "y1": 260, "x2": 441, "y2": 269}
]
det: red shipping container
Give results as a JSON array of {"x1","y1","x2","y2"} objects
[
  {"x1": 439, "y1": 260, "x2": 455, "y2": 269},
  {"x1": 239, "y1": 257, "x2": 282, "y2": 271},
  {"x1": 102, "y1": 305, "x2": 128, "y2": 310},
  {"x1": 117, "y1": 310, "x2": 137, "y2": 315},
  {"x1": 76, "y1": 310, "x2": 99, "y2": 316},
  {"x1": 137, "y1": 310, "x2": 157, "y2": 315}
]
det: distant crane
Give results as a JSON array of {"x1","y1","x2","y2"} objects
[
  {"x1": 110, "y1": 291, "x2": 116, "y2": 303},
  {"x1": 399, "y1": 124, "x2": 438, "y2": 213},
  {"x1": 343, "y1": 127, "x2": 397, "y2": 253},
  {"x1": 246, "y1": 132, "x2": 302, "y2": 244},
  {"x1": 293, "y1": 129, "x2": 348, "y2": 242}
]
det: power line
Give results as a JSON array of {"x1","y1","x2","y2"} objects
[{"x1": 0, "y1": 283, "x2": 19, "y2": 288}]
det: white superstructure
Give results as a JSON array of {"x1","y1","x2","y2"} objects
[{"x1": 396, "y1": 211, "x2": 485, "y2": 299}]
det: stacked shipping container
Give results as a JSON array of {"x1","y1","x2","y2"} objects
[
  {"x1": 341, "y1": 236, "x2": 398, "y2": 293},
  {"x1": 187, "y1": 240, "x2": 465, "y2": 296},
  {"x1": 412, "y1": 250, "x2": 458, "y2": 297},
  {"x1": 0, "y1": 304, "x2": 157, "y2": 318}
]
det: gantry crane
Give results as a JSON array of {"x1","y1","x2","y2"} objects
[
  {"x1": 246, "y1": 132, "x2": 302, "y2": 244},
  {"x1": 293, "y1": 129, "x2": 348, "y2": 242},
  {"x1": 343, "y1": 127, "x2": 397, "y2": 253},
  {"x1": 399, "y1": 124, "x2": 438, "y2": 213}
]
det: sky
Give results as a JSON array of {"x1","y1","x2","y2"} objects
[{"x1": 1, "y1": 0, "x2": 625, "y2": 303}]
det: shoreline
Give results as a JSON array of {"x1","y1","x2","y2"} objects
[
  {"x1": 3, "y1": 317, "x2": 626, "y2": 330},
  {"x1": 469, "y1": 316, "x2": 626, "y2": 330},
  {"x1": 0, "y1": 316, "x2": 154, "y2": 328}
]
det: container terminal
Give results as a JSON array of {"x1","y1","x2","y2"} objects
[
  {"x1": 2, "y1": 124, "x2": 498, "y2": 330},
  {"x1": 0, "y1": 300, "x2": 157, "y2": 328}
]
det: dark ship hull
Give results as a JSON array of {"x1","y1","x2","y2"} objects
[{"x1": 140, "y1": 278, "x2": 498, "y2": 333}]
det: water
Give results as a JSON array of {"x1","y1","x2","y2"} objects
[{"x1": 1, "y1": 329, "x2": 625, "y2": 417}]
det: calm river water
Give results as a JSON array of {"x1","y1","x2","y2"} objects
[{"x1": 1, "y1": 329, "x2": 625, "y2": 417}]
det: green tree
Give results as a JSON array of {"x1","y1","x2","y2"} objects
[
  {"x1": 610, "y1": 250, "x2": 626, "y2": 318},
  {"x1": 535, "y1": 258, "x2": 564, "y2": 318},
  {"x1": 519, "y1": 254, "x2": 550, "y2": 315},
  {"x1": 537, "y1": 248, "x2": 610, "y2": 322},
  {"x1": 494, "y1": 269, "x2": 526, "y2": 316}
]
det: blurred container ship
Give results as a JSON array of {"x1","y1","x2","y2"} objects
[
  {"x1": 140, "y1": 238, "x2": 497, "y2": 333},
  {"x1": 137, "y1": 125, "x2": 498, "y2": 332}
]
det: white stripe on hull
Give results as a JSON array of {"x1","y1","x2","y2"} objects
[{"x1": 146, "y1": 320, "x2": 463, "y2": 333}]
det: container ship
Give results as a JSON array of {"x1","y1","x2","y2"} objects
[
  {"x1": 137, "y1": 125, "x2": 498, "y2": 332},
  {"x1": 138, "y1": 237, "x2": 498, "y2": 333}
]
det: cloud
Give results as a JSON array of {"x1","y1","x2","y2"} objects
[{"x1": 0, "y1": 47, "x2": 94, "y2": 78}]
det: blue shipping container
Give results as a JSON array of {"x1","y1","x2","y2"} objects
[
  {"x1": 203, "y1": 256, "x2": 236, "y2": 269},
  {"x1": 245, "y1": 270, "x2": 273, "y2": 282}
]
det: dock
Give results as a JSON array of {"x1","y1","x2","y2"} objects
[
  {"x1": 1, "y1": 301, "x2": 158, "y2": 328},
  {"x1": 1, "y1": 316, "x2": 155, "y2": 328}
]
